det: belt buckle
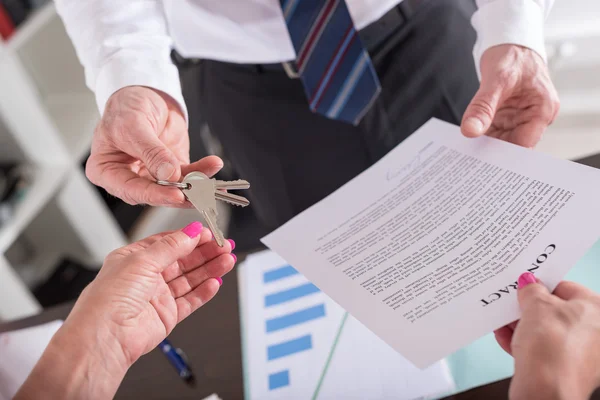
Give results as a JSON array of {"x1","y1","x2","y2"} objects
[{"x1": 282, "y1": 61, "x2": 300, "y2": 79}]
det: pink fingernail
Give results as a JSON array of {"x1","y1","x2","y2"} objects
[
  {"x1": 231, "y1": 253, "x2": 237, "y2": 263},
  {"x1": 518, "y1": 272, "x2": 536, "y2": 289},
  {"x1": 228, "y1": 239, "x2": 236, "y2": 250},
  {"x1": 216, "y1": 277, "x2": 223, "y2": 286},
  {"x1": 182, "y1": 221, "x2": 202, "y2": 238}
]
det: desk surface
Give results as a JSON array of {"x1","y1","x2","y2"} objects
[{"x1": 0, "y1": 269, "x2": 518, "y2": 400}]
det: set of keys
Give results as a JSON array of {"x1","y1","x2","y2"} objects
[{"x1": 157, "y1": 172, "x2": 250, "y2": 247}]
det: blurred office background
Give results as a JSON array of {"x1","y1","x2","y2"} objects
[{"x1": 0, "y1": 0, "x2": 599, "y2": 321}]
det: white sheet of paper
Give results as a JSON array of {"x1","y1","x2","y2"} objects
[
  {"x1": 0, "y1": 320, "x2": 63, "y2": 400},
  {"x1": 239, "y1": 250, "x2": 455, "y2": 399},
  {"x1": 201, "y1": 394, "x2": 222, "y2": 400},
  {"x1": 262, "y1": 118, "x2": 600, "y2": 368}
]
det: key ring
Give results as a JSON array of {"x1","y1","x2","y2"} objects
[{"x1": 156, "y1": 180, "x2": 191, "y2": 190}]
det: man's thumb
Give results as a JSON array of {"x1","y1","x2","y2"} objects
[
  {"x1": 517, "y1": 272, "x2": 550, "y2": 310},
  {"x1": 461, "y1": 83, "x2": 502, "y2": 138},
  {"x1": 130, "y1": 134, "x2": 181, "y2": 181}
]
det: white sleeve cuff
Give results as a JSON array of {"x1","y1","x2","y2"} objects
[
  {"x1": 94, "y1": 53, "x2": 189, "y2": 123},
  {"x1": 472, "y1": 0, "x2": 547, "y2": 80}
]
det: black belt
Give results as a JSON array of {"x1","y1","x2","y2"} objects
[{"x1": 171, "y1": 0, "x2": 427, "y2": 76}]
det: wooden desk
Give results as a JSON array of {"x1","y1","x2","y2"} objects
[{"x1": 0, "y1": 269, "x2": 522, "y2": 400}]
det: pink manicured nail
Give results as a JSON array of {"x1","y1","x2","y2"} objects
[
  {"x1": 215, "y1": 277, "x2": 223, "y2": 286},
  {"x1": 182, "y1": 221, "x2": 202, "y2": 238},
  {"x1": 231, "y1": 253, "x2": 237, "y2": 263},
  {"x1": 228, "y1": 239, "x2": 236, "y2": 250},
  {"x1": 518, "y1": 272, "x2": 536, "y2": 289}
]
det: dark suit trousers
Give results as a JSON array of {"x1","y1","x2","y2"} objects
[{"x1": 196, "y1": 0, "x2": 479, "y2": 231}]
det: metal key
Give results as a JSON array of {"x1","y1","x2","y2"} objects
[
  {"x1": 159, "y1": 172, "x2": 250, "y2": 247},
  {"x1": 186, "y1": 173, "x2": 251, "y2": 207},
  {"x1": 181, "y1": 173, "x2": 225, "y2": 245}
]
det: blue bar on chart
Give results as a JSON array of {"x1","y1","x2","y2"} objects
[
  {"x1": 263, "y1": 264, "x2": 299, "y2": 283},
  {"x1": 266, "y1": 304, "x2": 326, "y2": 333},
  {"x1": 267, "y1": 335, "x2": 312, "y2": 360},
  {"x1": 268, "y1": 370, "x2": 290, "y2": 390},
  {"x1": 265, "y1": 283, "x2": 320, "y2": 307}
]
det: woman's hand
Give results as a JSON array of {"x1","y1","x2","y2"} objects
[
  {"x1": 495, "y1": 273, "x2": 600, "y2": 400},
  {"x1": 16, "y1": 222, "x2": 236, "y2": 399}
]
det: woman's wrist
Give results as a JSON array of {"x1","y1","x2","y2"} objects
[
  {"x1": 15, "y1": 321, "x2": 130, "y2": 400},
  {"x1": 511, "y1": 363, "x2": 595, "y2": 400}
]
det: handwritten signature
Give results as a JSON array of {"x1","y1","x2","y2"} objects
[{"x1": 386, "y1": 154, "x2": 421, "y2": 181}]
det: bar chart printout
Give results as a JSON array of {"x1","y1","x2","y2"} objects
[{"x1": 238, "y1": 250, "x2": 456, "y2": 399}]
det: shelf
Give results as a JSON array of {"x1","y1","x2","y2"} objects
[
  {"x1": 0, "y1": 165, "x2": 68, "y2": 253},
  {"x1": 0, "y1": 255, "x2": 41, "y2": 320},
  {"x1": 6, "y1": 2, "x2": 56, "y2": 52},
  {"x1": 14, "y1": 249, "x2": 61, "y2": 288},
  {"x1": 46, "y1": 93, "x2": 98, "y2": 162}
]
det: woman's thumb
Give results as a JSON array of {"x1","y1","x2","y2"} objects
[{"x1": 517, "y1": 272, "x2": 550, "y2": 310}]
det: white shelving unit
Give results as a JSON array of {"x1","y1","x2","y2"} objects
[
  {"x1": 0, "y1": 165, "x2": 68, "y2": 253},
  {"x1": 46, "y1": 93, "x2": 99, "y2": 161},
  {"x1": 0, "y1": 2, "x2": 127, "y2": 321},
  {"x1": 5, "y1": 1, "x2": 57, "y2": 52}
]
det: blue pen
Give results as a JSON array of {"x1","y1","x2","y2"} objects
[{"x1": 158, "y1": 339, "x2": 196, "y2": 386}]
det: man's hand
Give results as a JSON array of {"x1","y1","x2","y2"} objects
[
  {"x1": 86, "y1": 86, "x2": 223, "y2": 207},
  {"x1": 461, "y1": 44, "x2": 560, "y2": 148}
]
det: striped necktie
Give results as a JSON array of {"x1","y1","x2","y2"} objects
[{"x1": 280, "y1": 0, "x2": 382, "y2": 125}]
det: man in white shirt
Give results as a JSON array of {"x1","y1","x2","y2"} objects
[{"x1": 56, "y1": 0, "x2": 559, "y2": 230}]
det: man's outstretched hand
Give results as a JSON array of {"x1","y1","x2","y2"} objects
[
  {"x1": 461, "y1": 44, "x2": 560, "y2": 148},
  {"x1": 86, "y1": 86, "x2": 223, "y2": 207}
]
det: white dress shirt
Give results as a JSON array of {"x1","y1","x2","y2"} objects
[{"x1": 55, "y1": 0, "x2": 554, "y2": 119}]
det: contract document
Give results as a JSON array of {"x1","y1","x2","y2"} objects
[{"x1": 262, "y1": 118, "x2": 600, "y2": 368}]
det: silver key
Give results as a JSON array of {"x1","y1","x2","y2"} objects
[
  {"x1": 214, "y1": 179, "x2": 250, "y2": 207},
  {"x1": 184, "y1": 173, "x2": 250, "y2": 207},
  {"x1": 182, "y1": 173, "x2": 226, "y2": 246},
  {"x1": 214, "y1": 179, "x2": 250, "y2": 191},
  {"x1": 215, "y1": 190, "x2": 250, "y2": 207},
  {"x1": 171, "y1": 172, "x2": 251, "y2": 247}
]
